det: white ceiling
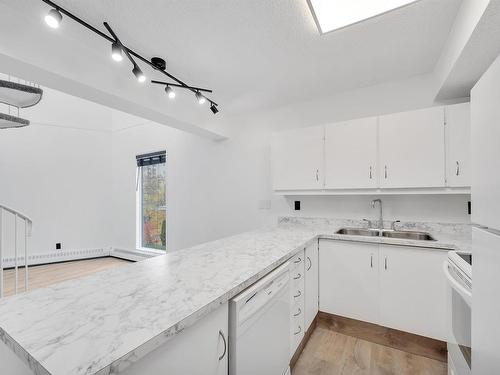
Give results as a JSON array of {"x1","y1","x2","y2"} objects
[{"x1": 0, "y1": 0, "x2": 462, "y2": 134}]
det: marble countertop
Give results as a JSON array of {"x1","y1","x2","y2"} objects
[{"x1": 0, "y1": 219, "x2": 470, "y2": 375}]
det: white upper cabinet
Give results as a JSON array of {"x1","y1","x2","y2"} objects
[
  {"x1": 324, "y1": 117, "x2": 378, "y2": 189},
  {"x1": 270, "y1": 104, "x2": 470, "y2": 193},
  {"x1": 379, "y1": 107, "x2": 445, "y2": 188},
  {"x1": 271, "y1": 125, "x2": 324, "y2": 190},
  {"x1": 445, "y1": 103, "x2": 471, "y2": 187}
]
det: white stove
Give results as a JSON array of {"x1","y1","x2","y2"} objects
[{"x1": 444, "y1": 250, "x2": 472, "y2": 375}]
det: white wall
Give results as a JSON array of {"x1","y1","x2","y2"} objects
[
  {"x1": 111, "y1": 115, "x2": 271, "y2": 252},
  {"x1": 0, "y1": 82, "x2": 112, "y2": 256}
]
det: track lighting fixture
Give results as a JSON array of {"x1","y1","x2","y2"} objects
[
  {"x1": 132, "y1": 65, "x2": 146, "y2": 83},
  {"x1": 45, "y1": 8, "x2": 62, "y2": 28},
  {"x1": 111, "y1": 41, "x2": 123, "y2": 62},
  {"x1": 165, "y1": 85, "x2": 176, "y2": 99},
  {"x1": 40, "y1": 0, "x2": 220, "y2": 113},
  {"x1": 195, "y1": 91, "x2": 206, "y2": 105}
]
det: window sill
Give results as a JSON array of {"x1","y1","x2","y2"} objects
[{"x1": 135, "y1": 247, "x2": 166, "y2": 255}]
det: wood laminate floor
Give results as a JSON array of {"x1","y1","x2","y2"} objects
[
  {"x1": 293, "y1": 326, "x2": 447, "y2": 375},
  {"x1": 1, "y1": 257, "x2": 131, "y2": 297}
]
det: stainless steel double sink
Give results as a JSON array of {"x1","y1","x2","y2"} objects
[{"x1": 335, "y1": 228, "x2": 436, "y2": 241}]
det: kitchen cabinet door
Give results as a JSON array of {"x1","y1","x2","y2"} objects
[
  {"x1": 379, "y1": 245, "x2": 447, "y2": 340},
  {"x1": 271, "y1": 125, "x2": 324, "y2": 190},
  {"x1": 445, "y1": 103, "x2": 471, "y2": 187},
  {"x1": 304, "y1": 241, "x2": 319, "y2": 330},
  {"x1": 122, "y1": 303, "x2": 228, "y2": 375},
  {"x1": 471, "y1": 55, "x2": 500, "y2": 230},
  {"x1": 325, "y1": 117, "x2": 378, "y2": 189},
  {"x1": 379, "y1": 107, "x2": 445, "y2": 188},
  {"x1": 319, "y1": 240, "x2": 379, "y2": 325}
]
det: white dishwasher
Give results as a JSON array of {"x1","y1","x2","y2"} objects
[{"x1": 229, "y1": 262, "x2": 291, "y2": 375}]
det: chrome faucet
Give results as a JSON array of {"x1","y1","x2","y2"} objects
[{"x1": 371, "y1": 199, "x2": 383, "y2": 230}]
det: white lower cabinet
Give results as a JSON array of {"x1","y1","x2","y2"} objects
[
  {"x1": 290, "y1": 250, "x2": 305, "y2": 356},
  {"x1": 122, "y1": 303, "x2": 228, "y2": 375},
  {"x1": 379, "y1": 245, "x2": 447, "y2": 340},
  {"x1": 319, "y1": 240, "x2": 379, "y2": 325},
  {"x1": 319, "y1": 240, "x2": 448, "y2": 341},
  {"x1": 304, "y1": 241, "x2": 319, "y2": 329}
]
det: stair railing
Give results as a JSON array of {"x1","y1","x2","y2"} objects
[{"x1": 0, "y1": 204, "x2": 32, "y2": 298}]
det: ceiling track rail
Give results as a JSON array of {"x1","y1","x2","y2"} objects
[{"x1": 39, "y1": 0, "x2": 219, "y2": 109}]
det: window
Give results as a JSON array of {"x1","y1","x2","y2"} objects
[
  {"x1": 307, "y1": 0, "x2": 419, "y2": 34},
  {"x1": 136, "y1": 151, "x2": 166, "y2": 251}
]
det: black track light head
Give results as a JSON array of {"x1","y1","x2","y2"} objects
[
  {"x1": 195, "y1": 91, "x2": 206, "y2": 104},
  {"x1": 132, "y1": 65, "x2": 146, "y2": 83},
  {"x1": 210, "y1": 103, "x2": 219, "y2": 114},
  {"x1": 111, "y1": 41, "x2": 123, "y2": 62},
  {"x1": 45, "y1": 8, "x2": 62, "y2": 28},
  {"x1": 165, "y1": 85, "x2": 175, "y2": 99}
]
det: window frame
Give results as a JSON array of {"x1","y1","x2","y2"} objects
[{"x1": 135, "y1": 152, "x2": 167, "y2": 253}]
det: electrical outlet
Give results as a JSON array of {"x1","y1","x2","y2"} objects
[
  {"x1": 294, "y1": 201, "x2": 301, "y2": 211},
  {"x1": 56, "y1": 243, "x2": 62, "y2": 250}
]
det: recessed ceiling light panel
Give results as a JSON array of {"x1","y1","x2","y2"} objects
[{"x1": 308, "y1": 0, "x2": 420, "y2": 34}]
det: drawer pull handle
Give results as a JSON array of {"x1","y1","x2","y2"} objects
[
  {"x1": 293, "y1": 308, "x2": 302, "y2": 317},
  {"x1": 294, "y1": 326, "x2": 302, "y2": 335},
  {"x1": 306, "y1": 256, "x2": 312, "y2": 271},
  {"x1": 293, "y1": 273, "x2": 301, "y2": 280},
  {"x1": 456, "y1": 161, "x2": 460, "y2": 176},
  {"x1": 293, "y1": 291, "x2": 302, "y2": 298},
  {"x1": 294, "y1": 257, "x2": 301, "y2": 264},
  {"x1": 218, "y1": 330, "x2": 227, "y2": 361},
  {"x1": 384, "y1": 256, "x2": 388, "y2": 270}
]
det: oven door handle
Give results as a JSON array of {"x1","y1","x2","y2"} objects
[{"x1": 443, "y1": 261, "x2": 472, "y2": 305}]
